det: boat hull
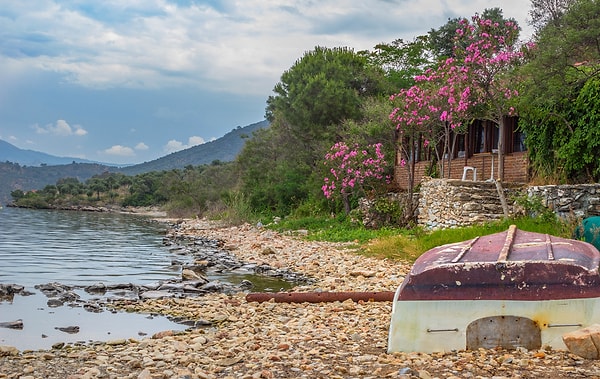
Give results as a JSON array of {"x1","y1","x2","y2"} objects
[{"x1": 388, "y1": 289, "x2": 600, "y2": 353}]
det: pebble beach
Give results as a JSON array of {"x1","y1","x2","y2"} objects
[{"x1": 1, "y1": 219, "x2": 600, "y2": 379}]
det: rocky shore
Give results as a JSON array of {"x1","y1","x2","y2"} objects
[{"x1": 1, "y1": 219, "x2": 600, "y2": 378}]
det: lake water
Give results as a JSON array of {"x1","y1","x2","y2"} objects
[{"x1": 0, "y1": 207, "x2": 198, "y2": 350}]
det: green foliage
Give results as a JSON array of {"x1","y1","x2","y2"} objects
[
  {"x1": 238, "y1": 46, "x2": 394, "y2": 218},
  {"x1": 528, "y1": 0, "x2": 575, "y2": 33},
  {"x1": 518, "y1": 0, "x2": 600, "y2": 182},
  {"x1": 266, "y1": 46, "x2": 387, "y2": 139},
  {"x1": 10, "y1": 189, "x2": 24, "y2": 200},
  {"x1": 10, "y1": 162, "x2": 240, "y2": 218},
  {"x1": 558, "y1": 76, "x2": 600, "y2": 179},
  {"x1": 219, "y1": 191, "x2": 259, "y2": 225},
  {"x1": 370, "y1": 196, "x2": 405, "y2": 227},
  {"x1": 513, "y1": 193, "x2": 557, "y2": 223},
  {"x1": 269, "y1": 213, "x2": 400, "y2": 243},
  {"x1": 363, "y1": 216, "x2": 577, "y2": 263},
  {"x1": 366, "y1": 36, "x2": 433, "y2": 89},
  {"x1": 428, "y1": 8, "x2": 519, "y2": 60},
  {"x1": 12, "y1": 194, "x2": 52, "y2": 209}
]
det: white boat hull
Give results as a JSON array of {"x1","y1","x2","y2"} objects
[{"x1": 388, "y1": 286, "x2": 600, "y2": 353}]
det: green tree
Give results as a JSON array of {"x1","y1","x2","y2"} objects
[
  {"x1": 560, "y1": 77, "x2": 600, "y2": 179},
  {"x1": 518, "y1": 0, "x2": 600, "y2": 182},
  {"x1": 239, "y1": 46, "x2": 390, "y2": 216},
  {"x1": 528, "y1": 0, "x2": 576, "y2": 33},
  {"x1": 266, "y1": 46, "x2": 388, "y2": 148},
  {"x1": 86, "y1": 177, "x2": 107, "y2": 201},
  {"x1": 56, "y1": 177, "x2": 82, "y2": 196},
  {"x1": 10, "y1": 189, "x2": 24, "y2": 200},
  {"x1": 428, "y1": 8, "x2": 520, "y2": 61},
  {"x1": 365, "y1": 36, "x2": 432, "y2": 89}
]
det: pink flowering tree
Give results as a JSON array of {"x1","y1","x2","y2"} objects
[
  {"x1": 322, "y1": 142, "x2": 390, "y2": 214},
  {"x1": 389, "y1": 55, "x2": 473, "y2": 199},
  {"x1": 452, "y1": 14, "x2": 525, "y2": 180},
  {"x1": 390, "y1": 12, "x2": 527, "y2": 197},
  {"x1": 389, "y1": 84, "x2": 436, "y2": 200}
]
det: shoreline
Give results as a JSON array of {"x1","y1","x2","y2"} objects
[
  {"x1": 5, "y1": 203, "x2": 169, "y2": 218},
  {"x1": 1, "y1": 218, "x2": 599, "y2": 378}
]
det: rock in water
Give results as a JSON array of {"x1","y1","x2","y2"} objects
[
  {"x1": 181, "y1": 268, "x2": 208, "y2": 282},
  {"x1": 55, "y1": 326, "x2": 80, "y2": 334},
  {"x1": 0, "y1": 320, "x2": 23, "y2": 330}
]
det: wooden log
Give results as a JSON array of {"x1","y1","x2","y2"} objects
[{"x1": 245, "y1": 291, "x2": 395, "y2": 304}]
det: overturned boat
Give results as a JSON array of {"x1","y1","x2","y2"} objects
[{"x1": 388, "y1": 225, "x2": 600, "y2": 353}]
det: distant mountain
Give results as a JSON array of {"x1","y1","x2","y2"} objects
[
  {"x1": 0, "y1": 120, "x2": 269, "y2": 204},
  {"x1": 0, "y1": 139, "x2": 111, "y2": 166},
  {"x1": 118, "y1": 120, "x2": 268, "y2": 176},
  {"x1": 0, "y1": 161, "x2": 114, "y2": 205}
]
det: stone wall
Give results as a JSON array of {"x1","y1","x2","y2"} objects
[
  {"x1": 417, "y1": 179, "x2": 600, "y2": 229},
  {"x1": 417, "y1": 178, "x2": 525, "y2": 229},
  {"x1": 527, "y1": 184, "x2": 600, "y2": 218}
]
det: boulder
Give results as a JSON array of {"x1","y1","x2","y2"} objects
[
  {"x1": 55, "y1": 325, "x2": 80, "y2": 334},
  {"x1": 0, "y1": 320, "x2": 23, "y2": 330},
  {"x1": 181, "y1": 268, "x2": 208, "y2": 282},
  {"x1": 562, "y1": 324, "x2": 600, "y2": 359},
  {"x1": 0, "y1": 345, "x2": 19, "y2": 356}
]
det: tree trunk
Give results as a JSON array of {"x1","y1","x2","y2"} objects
[
  {"x1": 498, "y1": 117, "x2": 505, "y2": 181},
  {"x1": 342, "y1": 192, "x2": 350, "y2": 215}
]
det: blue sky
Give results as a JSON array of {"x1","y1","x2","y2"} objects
[{"x1": 0, "y1": 0, "x2": 533, "y2": 165}]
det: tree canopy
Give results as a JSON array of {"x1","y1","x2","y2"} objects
[
  {"x1": 518, "y1": 0, "x2": 600, "y2": 182},
  {"x1": 239, "y1": 46, "x2": 393, "y2": 216}
]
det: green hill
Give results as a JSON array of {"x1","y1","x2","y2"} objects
[
  {"x1": 0, "y1": 120, "x2": 268, "y2": 204},
  {"x1": 118, "y1": 120, "x2": 268, "y2": 176}
]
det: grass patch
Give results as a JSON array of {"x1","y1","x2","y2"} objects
[
  {"x1": 271, "y1": 214, "x2": 581, "y2": 264},
  {"x1": 267, "y1": 215, "x2": 402, "y2": 243},
  {"x1": 361, "y1": 233, "x2": 422, "y2": 262},
  {"x1": 362, "y1": 216, "x2": 579, "y2": 263}
]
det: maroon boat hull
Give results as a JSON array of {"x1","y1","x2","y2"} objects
[{"x1": 397, "y1": 225, "x2": 600, "y2": 301}]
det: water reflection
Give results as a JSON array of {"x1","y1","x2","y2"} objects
[
  {"x1": 0, "y1": 207, "x2": 296, "y2": 350},
  {"x1": 0, "y1": 208, "x2": 182, "y2": 286}
]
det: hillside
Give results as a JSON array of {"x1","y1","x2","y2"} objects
[
  {"x1": 0, "y1": 139, "x2": 108, "y2": 166},
  {"x1": 0, "y1": 162, "x2": 113, "y2": 204},
  {"x1": 0, "y1": 120, "x2": 268, "y2": 204},
  {"x1": 118, "y1": 120, "x2": 268, "y2": 176}
]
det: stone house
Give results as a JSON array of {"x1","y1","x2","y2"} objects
[{"x1": 394, "y1": 116, "x2": 529, "y2": 190}]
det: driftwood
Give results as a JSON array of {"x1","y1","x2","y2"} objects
[
  {"x1": 0, "y1": 319, "x2": 23, "y2": 330},
  {"x1": 495, "y1": 180, "x2": 510, "y2": 218},
  {"x1": 246, "y1": 291, "x2": 395, "y2": 304}
]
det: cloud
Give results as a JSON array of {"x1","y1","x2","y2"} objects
[
  {"x1": 187, "y1": 136, "x2": 205, "y2": 146},
  {"x1": 103, "y1": 145, "x2": 135, "y2": 157},
  {"x1": 163, "y1": 136, "x2": 205, "y2": 154},
  {"x1": 34, "y1": 119, "x2": 88, "y2": 136},
  {"x1": 135, "y1": 142, "x2": 149, "y2": 150},
  {"x1": 0, "y1": 1, "x2": 533, "y2": 96}
]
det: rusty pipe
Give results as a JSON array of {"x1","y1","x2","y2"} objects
[{"x1": 245, "y1": 291, "x2": 395, "y2": 303}]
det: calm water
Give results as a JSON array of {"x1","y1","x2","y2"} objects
[
  {"x1": 0, "y1": 207, "x2": 183, "y2": 286},
  {"x1": 0, "y1": 207, "x2": 191, "y2": 350}
]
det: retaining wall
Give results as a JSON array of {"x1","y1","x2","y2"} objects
[{"x1": 417, "y1": 178, "x2": 600, "y2": 229}]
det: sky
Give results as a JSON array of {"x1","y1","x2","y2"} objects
[{"x1": 0, "y1": 0, "x2": 534, "y2": 165}]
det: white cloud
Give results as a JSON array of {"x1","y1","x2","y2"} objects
[
  {"x1": 135, "y1": 142, "x2": 149, "y2": 150},
  {"x1": 187, "y1": 136, "x2": 205, "y2": 146},
  {"x1": 34, "y1": 119, "x2": 88, "y2": 136},
  {"x1": 163, "y1": 135, "x2": 205, "y2": 154},
  {"x1": 0, "y1": 1, "x2": 533, "y2": 95},
  {"x1": 103, "y1": 145, "x2": 135, "y2": 156},
  {"x1": 164, "y1": 140, "x2": 185, "y2": 153}
]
